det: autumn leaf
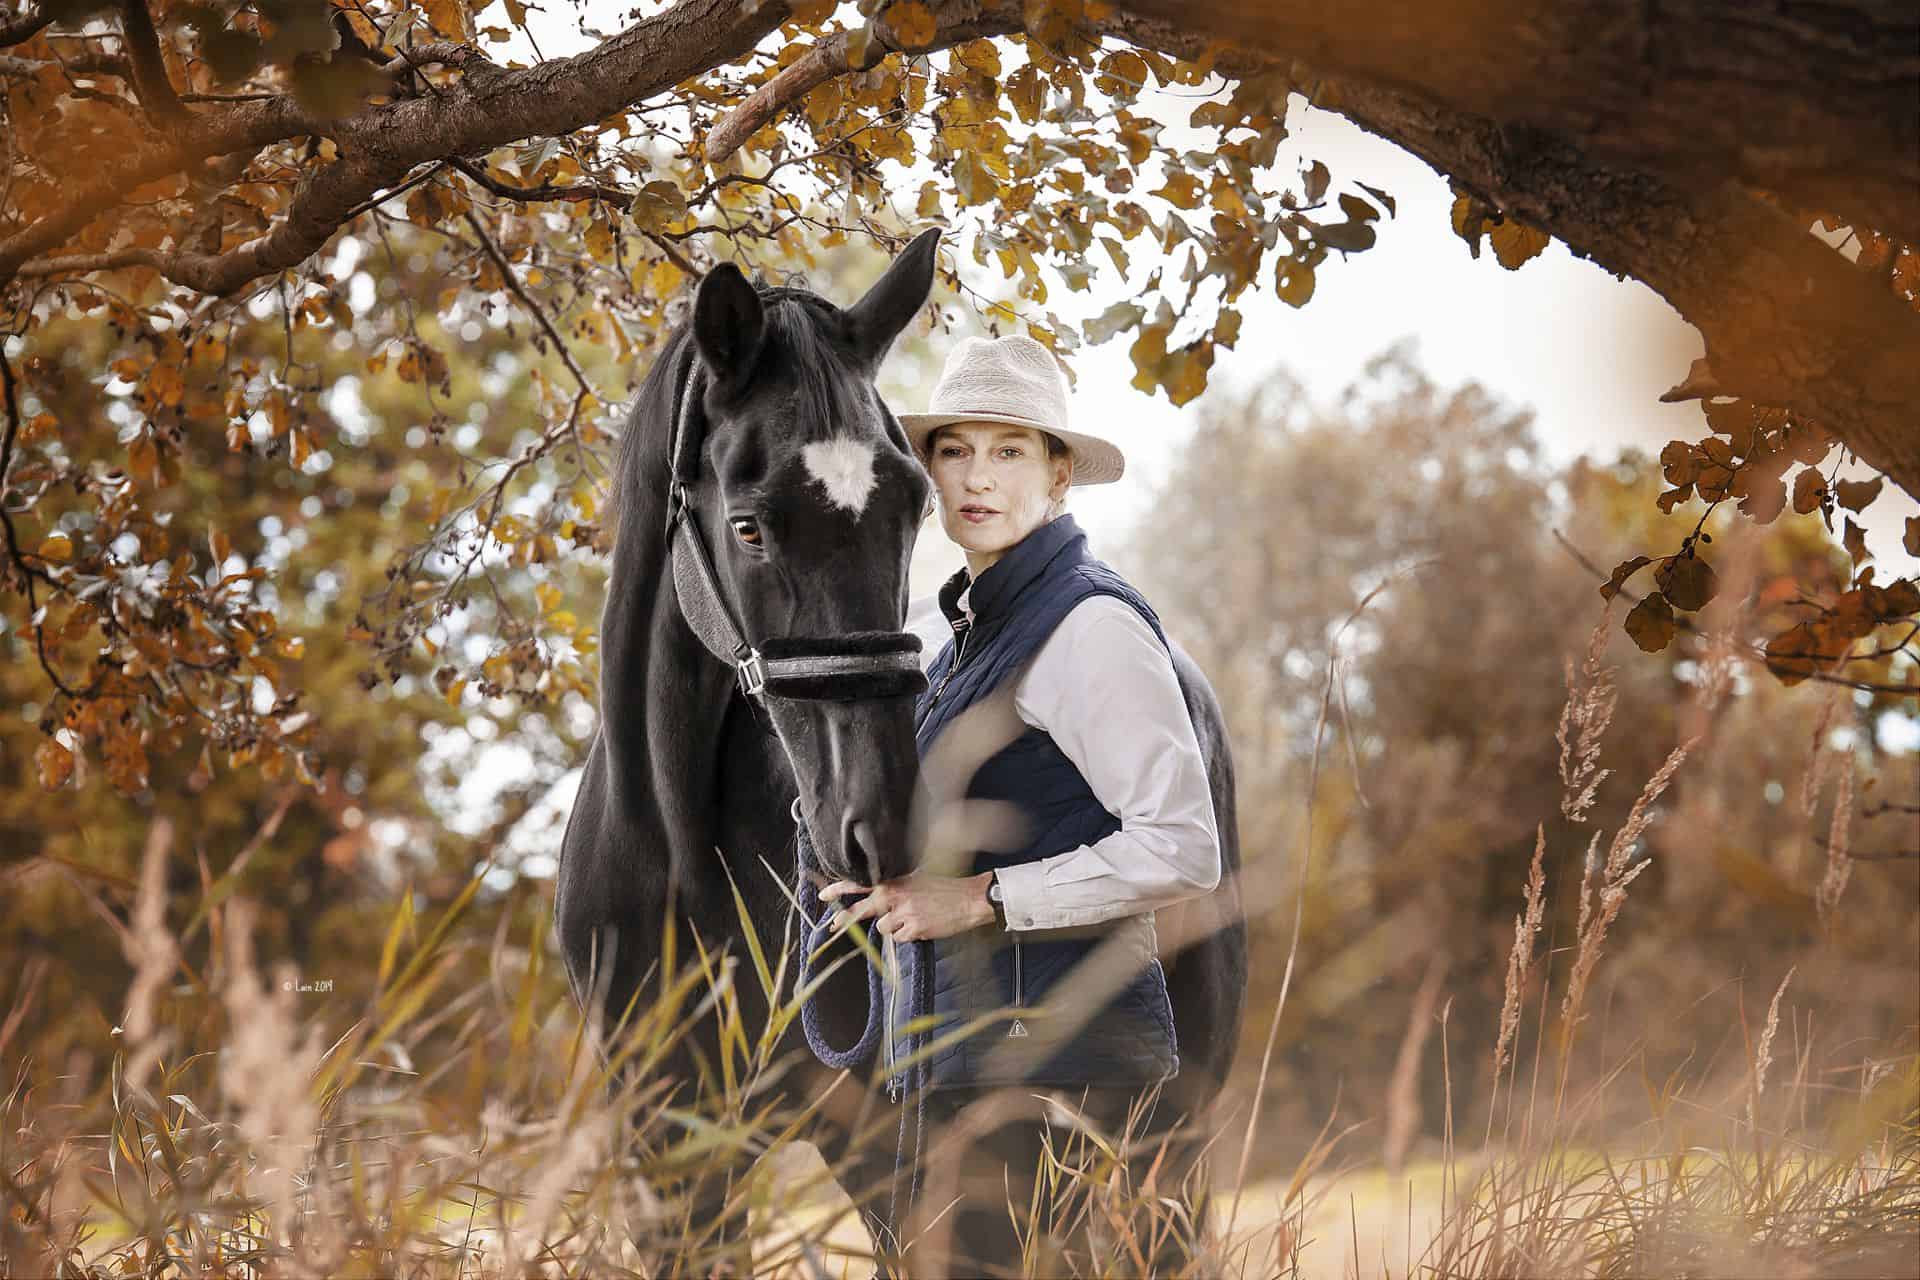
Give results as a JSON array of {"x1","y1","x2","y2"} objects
[
  {"x1": 953, "y1": 150, "x2": 1000, "y2": 206},
  {"x1": 1085, "y1": 300, "x2": 1144, "y2": 344},
  {"x1": 1842, "y1": 517, "x2": 1871, "y2": 566},
  {"x1": 1150, "y1": 170, "x2": 1202, "y2": 210},
  {"x1": 1624, "y1": 591, "x2": 1677, "y2": 652},
  {"x1": 1655, "y1": 484, "x2": 1694, "y2": 514},
  {"x1": 1127, "y1": 321, "x2": 1169, "y2": 393},
  {"x1": 1302, "y1": 160, "x2": 1329, "y2": 203},
  {"x1": 1275, "y1": 258, "x2": 1315, "y2": 308},
  {"x1": 1355, "y1": 181, "x2": 1396, "y2": 217},
  {"x1": 1655, "y1": 552, "x2": 1719, "y2": 611},
  {"x1": 1600, "y1": 555, "x2": 1652, "y2": 602},
  {"x1": 35, "y1": 739, "x2": 74, "y2": 790},
  {"x1": 887, "y1": 2, "x2": 937, "y2": 47},
  {"x1": 1834, "y1": 475, "x2": 1883, "y2": 512},
  {"x1": 1488, "y1": 218, "x2": 1551, "y2": 269},
  {"x1": 423, "y1": 0, "x2": 470, "y2": 39},
  {"x1": 37, "y1": 533, "x2": 73, "y2": 563},
  {"x1": 1449, "y1": 191, "x2": 1494, "y2": 258},
  {"x1": 1791, "y1": 467, "x2": 1827, "y2": 514},
  {"x1": 1905, "y1": 516, "x2": 1920, "y2": 558}
]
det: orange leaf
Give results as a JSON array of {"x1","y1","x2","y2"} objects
[{"x1": 35, "y1": 739, "x2": 74, "y2": 790}]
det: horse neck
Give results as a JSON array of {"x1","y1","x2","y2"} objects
[{"x1": 598, "y1": 345, "x2": 791, "y2": 905}]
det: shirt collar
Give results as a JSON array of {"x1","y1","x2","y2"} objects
[{"x1": 936, "y1": 513, "x2": 1087, "y2": 634}]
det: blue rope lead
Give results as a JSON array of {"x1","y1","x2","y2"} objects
[{"x1": 790, "y1": 800, "x2": 930, "y2": 1261}]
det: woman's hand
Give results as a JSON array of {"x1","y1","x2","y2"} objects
[{"x1": 820, "y1": 871, "x2": 996, "y2": 943}]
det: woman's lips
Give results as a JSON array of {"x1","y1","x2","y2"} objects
[{"x1": 960, "y1": 508, "x2": 997, "y2": 523}]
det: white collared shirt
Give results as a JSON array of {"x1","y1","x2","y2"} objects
[{"x1": 908, "y1": 586, "x2": 1222, "y2": 931}]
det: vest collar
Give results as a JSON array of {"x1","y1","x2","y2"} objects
[{"x1": 936, "y1": 513, "x2": 1086, "y2": 633}]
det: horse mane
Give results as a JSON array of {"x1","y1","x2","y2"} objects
[{"x1": 604, "y1": 280, "x2": 865, "y2": 540}]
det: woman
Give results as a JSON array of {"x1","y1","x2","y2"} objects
[{"x1": 822, "y1": 334, "x2": 1221, "y2": 1273}]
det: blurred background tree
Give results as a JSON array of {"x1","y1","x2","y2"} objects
[{"x1": 1125, "y1": 346, "x2": 1919, "y2": 1173}]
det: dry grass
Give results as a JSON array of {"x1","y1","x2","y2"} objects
[{"x1": 3, "y1": 604, "x2": 1915, "y2": 1277}]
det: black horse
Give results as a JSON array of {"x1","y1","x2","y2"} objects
[{"x1": 555, "y1": 228, "x2": 1247, "y2": 1273}]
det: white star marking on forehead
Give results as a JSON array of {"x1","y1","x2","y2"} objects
[{"x1": 801, "y1": 436, "x2": 878, "y2": 515}]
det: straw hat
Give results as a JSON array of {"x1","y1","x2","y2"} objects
[{"x1": 897, "y1": 335, "x2": 1125, "y2": 486}]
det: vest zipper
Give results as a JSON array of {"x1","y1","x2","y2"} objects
[
  {"x1": 1012, "y1": 937, "x2": 1023, "y2": 1008},
  {"x1": 926, "y1": 619, "x2": 973, "y2": 707}
]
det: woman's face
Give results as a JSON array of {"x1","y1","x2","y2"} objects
[{"x1": 925, "y1": 421, "x2": 1073, "y2": 573}]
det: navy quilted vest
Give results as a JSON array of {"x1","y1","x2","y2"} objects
[{"x1": 891, "y1": 513, "x2": 1179, "y2": 1090}]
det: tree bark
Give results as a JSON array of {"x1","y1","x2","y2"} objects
[{"x1": 1116, "y1": 0, "x2": 1919, "y2": 245}]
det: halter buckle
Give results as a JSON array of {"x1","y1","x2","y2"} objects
[{"x1": 737, "y1": 649, "x2": 769, "y2": 697}]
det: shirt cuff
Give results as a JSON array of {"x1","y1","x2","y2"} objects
[{"x1": 991, "y1": 857, "x2": 1060, "y2": 931}]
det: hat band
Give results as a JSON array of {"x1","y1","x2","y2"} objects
[{"x1": 923, "y1": 404, "x2": 1061, "y2": 429}]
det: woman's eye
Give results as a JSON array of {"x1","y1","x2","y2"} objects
[{"x1": 729, "y1": 517, "x2": 762, "y2": 546}]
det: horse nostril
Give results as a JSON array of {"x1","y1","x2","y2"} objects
[{"x1": 845, "y1": 818, "x2": 880, "y2": 886}]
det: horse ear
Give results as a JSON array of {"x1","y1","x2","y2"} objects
[
  {"x1": 847, "y1": 227, "x2": 940, "y2": 366},
  {"x1": 693, "y1": 263, "x2": 765, "y2": 388}
]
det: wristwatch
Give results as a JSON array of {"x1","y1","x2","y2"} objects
[{"x1": 986, "y1": 870, "x2": 1008, "y2": 930}]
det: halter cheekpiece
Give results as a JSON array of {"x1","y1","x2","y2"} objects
[{"x1": 663, "y1": 356, "x2": 927, "y2": 702}]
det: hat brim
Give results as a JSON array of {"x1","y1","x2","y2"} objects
[{"x1": 897, "y1": 412, "x2": 1126, "y2": 487}]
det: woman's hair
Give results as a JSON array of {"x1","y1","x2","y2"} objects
[{"x1": 922, "y1": 425, "x2": 1073, "y2": 519}]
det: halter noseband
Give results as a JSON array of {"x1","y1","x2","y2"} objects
[{"x1": 664, "y1": 357, "x2": 927, "y2": 703}]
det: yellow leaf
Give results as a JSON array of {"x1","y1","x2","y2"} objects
[
  {"x1": 423, "y1": 0, "x2": 469, "y2": 39},
  {"x1": 1150, "y1": 170, "x2": 1202, "y2": 210},
  {"x1": 1275, "y1": 258, "x2": 1315, "y2": 308},
  {"x1": 888, "y1": 1, "x2": 936, "y2": 46},
  {"x1": 37, "y1": 533, "x2": 72, "y2": 563},
  {"x1": 584, "y1": 218, "x2": 615, "y2": 260},
  {"x1": 275, "y1": 635, "x2": 306, "y2": 659},
  {"x1": 1006, "y1": 65, "x2": 1045, "y2": 125},
  {"x1": 1488, "y1": 218, "x2": 1551, "y2": 270},
  {"x1": 289, "y1": 429, "x2": 313, "y2": 469},
  {"x1": 444, "y1": 679, "x2": 467, "y2": 707}
]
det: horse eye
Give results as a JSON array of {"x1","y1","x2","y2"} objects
[{"x1": 729, "y1": 516, "x2": 762, "y2": 546}]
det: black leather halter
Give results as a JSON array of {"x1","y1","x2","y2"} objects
[{"x1": 664, "y1": 358, "x2": 927, "y2": 703}]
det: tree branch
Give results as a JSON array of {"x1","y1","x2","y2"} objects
[
  {"x1": 117, "y1": 0, "x2": 183, "y2": 123},
  {"x1": 707, "y1": 2, "x2": 1030, "y2": 163},
  {"x1": 0, "y1": 96, "x2": 317, "y2": 284},
  {"x1": 460, "y1": 208, "x2": 598, "y2": 401},
  {"x1": 0, "y1": 0, "x2": 796, "y2": 292},
  {"x1": 448, "y1": 155, "x2": 633, "y2": 210},
  {"x1": 1111, "y1": 0, "x2": 1919, "y2": 246},
  {"x1": 0, "y1": 4, "x2": 54, "y2": 48}
]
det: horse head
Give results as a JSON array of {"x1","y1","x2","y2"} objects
[{"x1": 673, "y1": 229, "x2": 939, "y2": 886}]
